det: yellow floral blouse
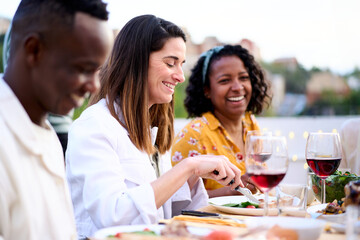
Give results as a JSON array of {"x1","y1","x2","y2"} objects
[{"x1": 171, "y1": 111, "x2": 260, "y2": 190}]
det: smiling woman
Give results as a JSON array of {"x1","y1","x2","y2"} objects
[
  {"x1": 171, "y1": 45, "x2": 271, "y2": 198},
  {"x1": 65, "y1": 14, "x2": 243, "y2": 239}
]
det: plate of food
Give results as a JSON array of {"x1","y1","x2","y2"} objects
[
  {"x1": 92, "y1": 222, "x2": 217, "y2": 239},
  {"x1": 306, "y1": 201, "x2": 346, "y2": 223},
  {"x1": 209, "y1": 195, "x2": 283, "y2": 216}
]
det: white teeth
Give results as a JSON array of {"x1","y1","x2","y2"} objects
[
  {"x1": 164, "y1": 82, "x2": 175, "y2": 89},
  {"x1": 228, "y1": 96, "x2": 244, "y2": 102},
  {"x1": 70, "y1": 93, "x2": 85, "y2": 107}
]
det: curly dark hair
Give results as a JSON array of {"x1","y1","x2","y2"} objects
[{"x1": 185, "y1": 44, "x2": 271, "y2": 118}]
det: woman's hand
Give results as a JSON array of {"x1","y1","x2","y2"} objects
[
  {"x1": 241, "y1": 173, "x2": 258, "y2": 194},
  {"x1": 184, "y1": 155, "x2": 244, "y2": 190}
]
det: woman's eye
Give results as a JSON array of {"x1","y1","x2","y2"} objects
[
  {"x1": 219, "y1": 79, "x2": 229, "y2": 83},
  {"x1": 166, "y1": 63, "x2": 175, "y2": 67},
  {"x1": 240, "y1": 76, "x2": 250, "y2": 81}
]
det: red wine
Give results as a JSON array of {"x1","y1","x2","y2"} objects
[
  {"x1": 251, "y1": 153, "x2": 272, "y2": 163},
  {"x1": 248, "y1": 172, "x2": 286, "y2": 192},
  {"x1": 306, "y1": 157, "x2": 341, "y2": 178}
]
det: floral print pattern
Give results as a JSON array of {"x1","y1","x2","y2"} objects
[{"x1": 171, "y1": 111, "x2": 259, "y2": 190}]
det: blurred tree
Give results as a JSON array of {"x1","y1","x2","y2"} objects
[
  {"x1": 0, "y1": 34, "x2": 4, "y2": 73},
  {"x1": 346, "y1": 67, "x2": 360, "y2": 79},
  {"x1": 302, "y1": 89, "x2": 360, "y2": 115},
  {"x1": 174, "y1": 76, "x2": 188, "y2": 118},
  {"x1": 261, "y1": 61, "x2": 309, "y2": 93}
]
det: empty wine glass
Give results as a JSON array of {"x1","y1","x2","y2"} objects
[
  {"x1": 305, "y1": 132, "x2": 342, "y2": 204},
  {"x1": 244, "y1": 130, "x2": 272, "y2": 160},
  {"x1": 245, "y1": 135, "x2": 289, "y2": 216}
]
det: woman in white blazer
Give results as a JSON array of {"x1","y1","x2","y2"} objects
[{"x1": 65, "y1": 15, "x2": 243, "y2": 239}]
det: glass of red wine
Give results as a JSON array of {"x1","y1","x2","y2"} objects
[
  {"x1": 305, "y1": 132, "x2": 342, "y2": 204},
  {"x1": 245, "y1": 135, "x2": 289, "y2": 216}
]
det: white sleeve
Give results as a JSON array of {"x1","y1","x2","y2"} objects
[{"x1": 66, "y1": 114, "x2": 158, "y2": 228}]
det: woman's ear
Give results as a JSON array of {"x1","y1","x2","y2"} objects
[{"x1": 204, "y1": 87, "x2": 210, "y2": 99}]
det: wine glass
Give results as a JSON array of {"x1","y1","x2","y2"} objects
[
  {"x1": 244, "y1": 130, "x2": 272, "y2": 160},
  {"x1": 305, "y1": 132, "x2": 342, "y2": 204},
  {"x1": 245, "y1": 135, "x2": 289, "y2": 216}
]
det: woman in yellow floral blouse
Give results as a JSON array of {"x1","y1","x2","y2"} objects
[{"x1": 171, "y1": 45, "x2": 271, "y2": 198}]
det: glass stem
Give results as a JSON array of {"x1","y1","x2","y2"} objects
[
  {"x1": 321, "y1": 178, "x2": 326, "y2": 204},
  {"x1": 264, "y1": 191, "x2": 269, "y2": 216}
]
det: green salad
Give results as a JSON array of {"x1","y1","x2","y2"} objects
[
  {"x1": 311, "y1": 170, "x2": 360, "y2": 203},
  {"x1": 221, "y1": 201, "x2": 259, "y2": 208}
]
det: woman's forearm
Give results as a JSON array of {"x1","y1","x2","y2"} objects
[{"x1": 151, "y1": 158, "x2": 195, "y2": 208}]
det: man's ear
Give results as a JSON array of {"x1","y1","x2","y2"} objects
[{"x1": 23, "y1": 33, "x2": 44, "y2": 66}]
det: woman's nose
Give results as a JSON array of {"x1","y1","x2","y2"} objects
[
  {"x1": 232, "y1": 79, "x2": 244, "y2": 90},
  {"x1": 173, "y1": 67, "x2": 185, "y2": 83}
]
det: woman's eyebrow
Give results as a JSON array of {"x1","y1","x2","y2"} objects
[{"x1": 163, "y1": 56, "x2": 186, "y2": 64}]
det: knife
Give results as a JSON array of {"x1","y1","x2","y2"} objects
[
  {"x1": 180, "y1": 210, "x2": 243, "y2": 224},
  {"x1": 224, "y1": 177, "x2": 260, "y2": 204},
  {"x1": 234, "y1": 186, "x2": 260, "y2": 204}
]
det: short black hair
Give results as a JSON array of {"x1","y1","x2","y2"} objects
[
  {"x1": 185, "y1": 44, "x2": 271, "y2": 117},
  {"x1": 10, "y1": 0, "x2": 109, "y2": 57}
]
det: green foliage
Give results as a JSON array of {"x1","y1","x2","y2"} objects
[
  {"x1": 72, "y1": 98, "x2": 89, "y2": 120},
  {"x1": 173, "y1": 78, "x2": 188, "y2": 118},
  {"x1": 303, "y1": 89, "x2": 360, "y2": 115},
  {"x1": 346, "y1": 66, "x2": 360, "y2": 79},
  {"x1": 260, "y1": 61, "x2": 310, "y2": 93},
  {"x1": 0, "y1": 34, "x2": 5, "y2": 73}
]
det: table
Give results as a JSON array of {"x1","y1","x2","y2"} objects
[{"x1": 169, "y1": 205, "x2": 347, "y2": 240}]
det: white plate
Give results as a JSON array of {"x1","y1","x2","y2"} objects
[
  {"x1": 209, "y1": 195, "x2": 278, "y2": 216},
  {"x1": 307, "y1": 204, "x2": 346, "y2": 223},
  {"x1": 245, "y1": 217, "x2": 325, "y2": 240},
  {"x1": 92, "y1": 224, "x2": 212, "y2": 238}
]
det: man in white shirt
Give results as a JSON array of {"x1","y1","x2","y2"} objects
[{"x1": 0, "y1": 0, "x2": 113, "y2": 239}]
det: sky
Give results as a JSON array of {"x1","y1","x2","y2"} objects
[{"x1": 1, "y1": 0, "x2": 359, "y2": 74}]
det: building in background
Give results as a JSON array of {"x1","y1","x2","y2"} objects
[
  {"x1": 306, "y1": 71, "x2": 350, "y2": 105},
  {"x1": 0, "y1": 17, "x2": 11, "y2": 34}
]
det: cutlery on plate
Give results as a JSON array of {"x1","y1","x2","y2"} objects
[
  {"x1": 180, "y1": 210, "x2": 244, "y2": 224},
  {"x1": 234, "y1": 186, "x2": 260, "y2": 204},
  {"x1": 212, "y1": 171, "x2": 260, "y2": 204}
]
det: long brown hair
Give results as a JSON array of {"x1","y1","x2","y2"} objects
[{"x1": 91, "y1": 15, "x2": 186, "y2": 155}]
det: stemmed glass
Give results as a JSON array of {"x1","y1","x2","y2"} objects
[
  {"x1": 244, "y1": 130, "x2": 272, "y2": 159},
  {"x1": 305, "y1": 132, "x2": 342, "y2": 204},
  {"x1": 245, "y1": 135, "x2": 289, "y2": 216}
]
